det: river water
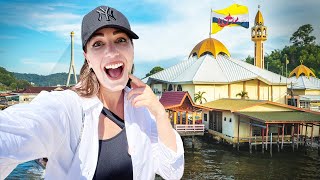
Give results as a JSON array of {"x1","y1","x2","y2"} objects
[{"x1": 6, "y1": 135, "x2": 320, "y2": 179}]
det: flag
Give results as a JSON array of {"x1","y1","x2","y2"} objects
[{"x1": 211, "y1": 4, "x2": 249, "y2": 34}]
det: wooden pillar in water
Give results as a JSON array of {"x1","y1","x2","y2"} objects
[
  {"x1": 281, "y1": 123, "x2": 285, "y2": 150},
  {"x1": 297, "y1": 124, "x2": 300, "y2": 149},
  {"x1": 266, "y1": 124, "x2": 269, "y2": 150},
  {"x1": 237, "y1": 117, "x2": 240, "y2": 151},
  {"x1": 270, "y1": 133, "x2": 273, "y2": 157},
  {"x1": 277, "y1": 125, "x2": 280, "y2": 152},
  {"x1": 262, "y1": 128, "x2": 265, "y2": 154},
  {"x1": 304, "y1": 123, "x2": 308, "y2": 147},
  {"x1": 249, "y1": 120, "x2": 252, "y2": 154},
  {"x1": 311, "y1": 124, "x2": 314, "y2": 147},
  {"x1": 318, "y1": 124, "x2": 320, "y2": 156},
  {"x1": 255, "y1": 135, "x2": 257, "y2": 151},
  {"x1": 291, "y1": 124, "x2": 295, "y2": 152}
]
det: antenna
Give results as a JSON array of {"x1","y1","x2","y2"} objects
[{"x1": 66, "y1": 31, "x2": 77, "y2": 86}]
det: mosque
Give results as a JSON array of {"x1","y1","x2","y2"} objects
[
  {"x1": 146, "y1": 8, "x2": 289, "y2": 104},
  {"x1": 145, "y1": 7, "x2": 320, "y2": 149}
]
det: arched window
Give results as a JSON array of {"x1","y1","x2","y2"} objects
[
  {"x1": 177, "y1": 85, "x2": 182, "y2": 91},
  {"x1": 168, "y1": 84, "x2": 173, "y2": 91},
  {"x1": 252, "y1": 29, "x2": 256, "y2": 37},
  {"x1": 257, "y1": 29, "x2": 261, "y2": 36}
]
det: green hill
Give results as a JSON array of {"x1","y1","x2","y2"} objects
[
  {"x1": 13, "y1": 72, "x2": 79, "y2": 87},
  {"x1": 0, "y1": 67, "x2": 31, "y2": 91}
]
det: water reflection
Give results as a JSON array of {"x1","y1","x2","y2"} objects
[
  {"x1": 183, "y1": 135, "x2": 320, "y2": 180},
  {"x1": 7, "y1": 135, "x2": 320, "y2": 180}
]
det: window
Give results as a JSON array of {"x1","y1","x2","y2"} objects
[
  {"x1": 204, "y1": 113, "x2": 208, "y2": 122},
  {"x1": 168, "y1": 84, "x2": 173, "y2": 91},
  {"x1": 177, "y1": 85, "x2": 182, "y2": 91},
  {"x1": 229, "y1": 118, "x2": 232, "y2": 122},
  {"x1": 224, "y1": 117, "x2": 226, "y2": 121}
]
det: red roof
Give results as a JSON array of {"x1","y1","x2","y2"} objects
[
  {"x1": 15, "y1": 86, "x2": 69, "y2": 94},
  {"x1": 160, "y1": 91, "x2": 188, "y2": 109}
]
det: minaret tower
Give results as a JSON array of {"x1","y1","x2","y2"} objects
[
  {"x1": 251, "y1": 5, "x2": 267, "y2": 69},
  {"x1": 67, "y1": 31, "x2": 77, "y2": 86}
]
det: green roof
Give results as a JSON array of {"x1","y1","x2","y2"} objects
[
  {"x1": 236, "y1": 111, "x2": 320, "y2": 122},
  {"x1": 201, "y1": 99, "x2": 265, "y2": 111}
]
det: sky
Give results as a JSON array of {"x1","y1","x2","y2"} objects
[{"x1": 0, "y1": 0, "x2": 320, "y2": 79}]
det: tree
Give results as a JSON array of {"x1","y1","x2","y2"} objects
[
  {"x1": 244, "y1": 55, "x2": 254, "y2": 65},
  {"x1": 194, "y1": 91, "x2": 207, "y2": 104},
  {"x1": 290, "y1": 24, "x2": 316, "y2": 46},
  {"x1": 236, "y1": 91, "x2": 249, "y2": 99},
  {"x1": 145, "y1": 66, "x2": 164, "y2": 77}
]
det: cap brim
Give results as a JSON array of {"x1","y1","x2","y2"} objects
[{"x1": 83, "y1": 25, "x2": 139, "y2": 50}]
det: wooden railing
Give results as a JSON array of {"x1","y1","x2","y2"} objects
[{"x1": 174, "y1": 124, "x2": 205, "y2": 136}]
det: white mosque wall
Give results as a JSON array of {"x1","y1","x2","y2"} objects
[
  {"x1": 259, "y1": 81, "x2": 270, "y2": 101},
  {"x1": 272, "y1": 85, "x2": 287, "y2": 104},
  {"x1": 193, "y1": 84, "x2": 229, "y2": 103},
  {"x1": 181, "y1": 84, "x2": 195, "y2": 100},
  {"x1": 230, "y1": 82, "x2": 243, "y2": 99},
  {"x1": 246, "y1": 79, "x2": 259, "y2": 100}
]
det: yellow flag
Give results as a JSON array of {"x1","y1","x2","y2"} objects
[{"x1": 211, "y1": 4, "x2": 249, "y2": 34}]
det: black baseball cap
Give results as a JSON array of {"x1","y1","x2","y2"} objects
[{"x1": 81, "y1": 5, "x2": 139, "y2": 50}]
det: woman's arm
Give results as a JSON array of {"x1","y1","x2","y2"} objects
[
  {"x1": 127, "y1": 74, "x2": 184, "y2": 179},
  {"x1": 0, "y1": 90, "x2": 75, "y2": 179},
  {"x1": 127, "y1": 74, "x2": 178, "y2": 151}
]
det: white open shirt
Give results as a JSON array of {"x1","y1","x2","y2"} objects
[{"x1": 0, "y1": 87, "x2": 184, "y2": 179}]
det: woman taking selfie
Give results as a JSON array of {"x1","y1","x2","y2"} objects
[{"x1": 0, "y1": 5, "x2": 184, "y2": 180}]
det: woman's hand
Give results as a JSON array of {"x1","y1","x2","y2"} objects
[
  {"x1": 127, "y1": 74, "x2": 177, "y2": 152},
  {"x1": 127, "y1": 74, "x2": 166, "y2": 119}
]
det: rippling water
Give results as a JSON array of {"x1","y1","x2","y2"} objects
[{"x1": 6, "y1": 135, "x2": 320, "y2": 179}]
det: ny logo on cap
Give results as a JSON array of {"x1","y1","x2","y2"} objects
[{"x1": 96, "y1": 7, "x2": 116, "y2": 21}]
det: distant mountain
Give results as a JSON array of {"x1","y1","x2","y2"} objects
[
  {"x1": 13, "y1": 72, "x2": 79, "y2": 87},
  {"x1": 0, "y1": 67, "x2": 31, "y2": 91}
]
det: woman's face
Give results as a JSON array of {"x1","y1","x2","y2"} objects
[{"x1": 84, "y1": 28, "x2": 134, "y2": 92}]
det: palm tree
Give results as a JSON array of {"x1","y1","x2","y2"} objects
[
  {"x1": 236, "y1": 91, "x2": 249, "y2": 99},
  {"x1": 194, "y1": 91, "x2": 207, "y2": 104}
]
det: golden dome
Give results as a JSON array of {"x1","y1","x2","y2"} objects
[
  {"x1": 189, "y1": 38, "x2": 230, "y2": 59},
  {"x1": 289, "y1": 64, "x2": 316, "y2": 78},
  {"x1": 255, "y1": 10, "x2": 264, "y2": 25}
]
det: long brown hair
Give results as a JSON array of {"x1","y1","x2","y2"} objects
[{"x1": 72, "y1": 59, "x2": 99, "y2": 97}]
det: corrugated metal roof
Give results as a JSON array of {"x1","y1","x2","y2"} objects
[
  {"x1": 148, "y1": 54, "x2": 289, "y2": 85},
  {"x1": 237, "y1": 111, "x2": 320, "y2": 122},
  {"x1": 201, "y1": 98, "x2": 265, "y2": 111},
  {"x1": 289, "y1": 76, "x2": 320, "y2": 90}
]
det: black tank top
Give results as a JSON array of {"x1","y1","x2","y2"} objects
[{"x1": 93, "y1": 107, "x2": 133, "y2": 180}]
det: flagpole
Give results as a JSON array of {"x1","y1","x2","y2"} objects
[
  {"x1": 209, "y1": 8, "x2": 212, "y2": 38},
  {"x1": 285, "y1": 54, "x2": 288, "y2": 95}
]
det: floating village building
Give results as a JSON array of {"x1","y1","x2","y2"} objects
[
  {"x1": 146, "y1": 7, "x2": 320, "y2": 151},
  {"x1": 287, "y1": 63, "x2": 320, "y2": 111}
]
